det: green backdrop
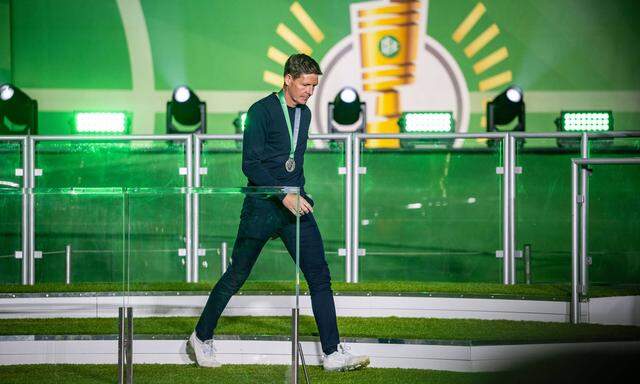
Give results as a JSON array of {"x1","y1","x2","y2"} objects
[
  {"x1": 5, "y1": 0, "x2": 640, "y2": 135},
  {"x1": 1, "y1": 1, "x2": 638, "y2": 287}
]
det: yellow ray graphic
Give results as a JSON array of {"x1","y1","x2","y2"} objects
[
  {"x1": 473, "y1": 47, "x2": 509, "y2": 74},
  {"x1": 479, "y1": 96, "x2": 489, "y2": 132},
  {"x1": 480, "y1": 116, "x2": 487, "y2": 129},
  {"x1": 276, "y1": 23, "x2": 312, "y2": 55},
  {"x1": 263, "y1": 71, "x2": 284, "y2": 87},
  {"x1": 478, "y1": 70, "x2": 512, "y2": 91},
  {"x1": 290, "y1": 2, "x2": 324, "y2": 43},
  {"x1": 267, "y1": 46, "x2": 288, "y2": 66},
  {"x1": 452, "y1": 2, "x2": 486, "y2": 43},
  {"x1": 464, "y1": 23, "x2": 499, "y2": 58}
]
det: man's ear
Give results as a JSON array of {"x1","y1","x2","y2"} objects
[{"x1": 284, "y1": 74, "x2": 293, "y2": 87}]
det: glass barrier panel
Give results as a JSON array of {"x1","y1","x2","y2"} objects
[
  {"x1": 591, "y1": 135, "x2": 640, "y2": 158},
  {"x1": 190, "y1": 187, "x2": 302, "y2": 284},
  {"x1": 0, "y1": 187, "x2": 23, "y2": 284},
  {"x1": 359, "y1": 137, "x2": 503, "y2": 282},
  {"x1": 197, "y1": 189, "x2": 244, "y2": 282},
  {"x1": 33, "y1": 188, "x2": 126, "y2": 285},
  {"x1": 200, "y1": 139, "x2": 245, "y2": 187},
  {"x1": 126, "y1": 187, "x2": 299, "y2": 380},
  {"x1": 34, "y1": 140, "x2": 187, "y2": 188},
  {"x1": 125, "y1": 188, "x2": 187, "y2": 283},
  {"x1": 0, "y1": 141, "x2": 23, "y2": 284},
  {"x1": 515, "y1": 138, "x2": 581, "y2": 285},
  {"x1": 0, "y1": 140, "x2": 21, "y2": 186},
  {"x1": 305, "y1": 140, "x2": 347, "y2": 282},
  {"x1": 199, "y1": 138, "x2": 348, "y2": 282},
  {"x1": 27, "y1": 188, "x2": 124, "y2": 376},
  {"x1": 587, "y1": 164, "x2": 640, "y2": 292}
]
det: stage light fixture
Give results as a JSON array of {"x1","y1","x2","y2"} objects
[
  {"x1": 555, "y1": 111, "x2": 613, "y2": 148},
  {"x1": 557, "y1": 111, "x2": 613, "y2": 132},
  {"x1": 0, "y1": 83, "x2": 38, "y2": 135},
  {"x1": 328, "y1": 87, "x2": 366, "y2": 133},
  {"x1": 74, "y1": 112, "x2": 128, "y2": 134},
  {"x1": 397, "y1": 111, "x2": 454, "y2": 148},
  {"x1": 166, "y1": 85, "x2": 206, "y2": 134},
  {"x1": 398, "y1": 112, "x2": 454, "y2": 133},
  {"x1": 486, "y1": 85, "x2": 525, "y2": 147}
]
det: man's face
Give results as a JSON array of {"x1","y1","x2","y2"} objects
[{"x1": 285, "y1": 73, "x2": 319, "y2": 105}]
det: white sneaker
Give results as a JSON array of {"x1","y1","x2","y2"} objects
[
  {"x1": 322, "y1": 344, "x2": 370, "y2": 371},
  {"x1": 187, "y1": 331, "x2": 221, "y2": 368}
]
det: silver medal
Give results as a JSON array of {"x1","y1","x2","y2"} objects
[{"x1": 285, "y1": 158, "x2": 296, "y2": 172}]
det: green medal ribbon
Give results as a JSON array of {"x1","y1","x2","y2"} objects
[{"x1": 277, "y1": 90, "x2": 300, "y2": 172}]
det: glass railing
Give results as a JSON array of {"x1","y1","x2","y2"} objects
[
  {"x1": 587, "y1": 136, "x2": 640, "y2": 293},
  {"x1": 125, "y1": 187, "x2": 301, "y2": 381},
  {"x1": 515, "y1": 138, "x2": 580, "y2": 285},
  {"x1": 0, "y1": 140, "x2": 21, "y2": 185},
  {"x1": 33, "y1": 139, "x2": 188, "y2": 189},
  {"x1": 198, "y1": 136, "x2": 349, "y2": 282},
  {"x1": 0, "y1": 186, "x2": 301, "y2": 381},
  {"x1": 34, "y1": 188, "x2": 126, "y2": 284},
  {"x1": 587, "y1": 162, "x2": 640, "y2": 292},
  {"x1": 305, "y1": 139, "x2": 348, "y2": 282},
  {"x1": 357, "y1": 137, "x2": 504, "y2": 282},
  {"x1": 0, "y1": 187, "x2": 22, "y2": 284},
  {"x1": 0, "y1": 187, "x2": 126, "y2": 378},
  {"x1": 1, "y1": 133, "x2": 638, "y2": 292},
  {"x1": 0, "y1": 140, "x2": 23, "y2": 284}
]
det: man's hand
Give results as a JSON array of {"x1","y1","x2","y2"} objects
[{"x1": 282, "y1": 193, "x2": 313, "y2": 216}]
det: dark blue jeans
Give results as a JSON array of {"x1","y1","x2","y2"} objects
[{"x1": 195, "y1": 196, "x2": 340, "y2": 355}]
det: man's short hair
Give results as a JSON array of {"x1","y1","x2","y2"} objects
[{"x1": 284, "y1": 54, "x2": 322, "y2": 79}]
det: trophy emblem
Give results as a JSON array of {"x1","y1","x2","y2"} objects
[{"x1": 350, "y1": 0, "x2": 425, "y2": 148}]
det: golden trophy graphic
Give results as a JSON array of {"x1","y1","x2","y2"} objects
[{"x1": 351, "y1": 0, "x2": 424, "y2": 148}]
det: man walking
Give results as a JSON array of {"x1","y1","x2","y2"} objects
[{"x1": 188, "y1": 54, "x2": 370, "y2": 372}]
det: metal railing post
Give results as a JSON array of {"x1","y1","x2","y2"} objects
[
  {"x1": 28, "y1": 136, "x2": 35, "y2": 285},
  {"x1": 580, "y1": 133, "x2": 589, "y2": 296},
  {"x1": 118, "y1": 306, "x2": 133, "y2": 384},
  {"x1": 185, "y1": 135, "x2": 193, "y2": 283},
  {"x1": 118, "y1": 307, "x2": 125, "y2": 384},
  {"x1": 126, "y1": 307, "x2": 133, "y2": 384},
  {"x1": 571, "y1": 161, "x2": 580, "y2": 324},
  {"x1": 291, "y1": 307, "x2": 299, "y2": 384},
  {"x1": 345, "y1": 134, "x2": 353, "y2": 283},
  {"x1": 352, "y1": 135, "x2": 361, "y2": 283},
  {"x1": 508, "y1": 134, "x2": 517, "y2": 284},
  {"x1": 502, "y1": 134, "x2": 511, "y2": 284},
  {"x1": 220, "y1": 241, "x2": 228, "y2": 275},
  {"x1": 65, "y1": 245, "x2": 71, "y2": 284},
  {"x1": 20, "y1": 137, "x2": 29, "y2": 285},
  {"x1": 192, "y1": 135, "x2": 202, "y2": 283}
]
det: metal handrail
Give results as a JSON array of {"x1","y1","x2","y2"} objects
[
  {"x1": 30, "y1": 134, "x2": 191, "y2": 141},
  {"x1": 3, "y1": 131, "x2": 639, "y2": 141}
]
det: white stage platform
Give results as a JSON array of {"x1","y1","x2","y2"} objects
[
  {"x1": 1, "y1": 335, "x2": 639, "y2": 372},
  {"x1": 1, "y1": 293, "x2": 638, "y2": 325}
]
